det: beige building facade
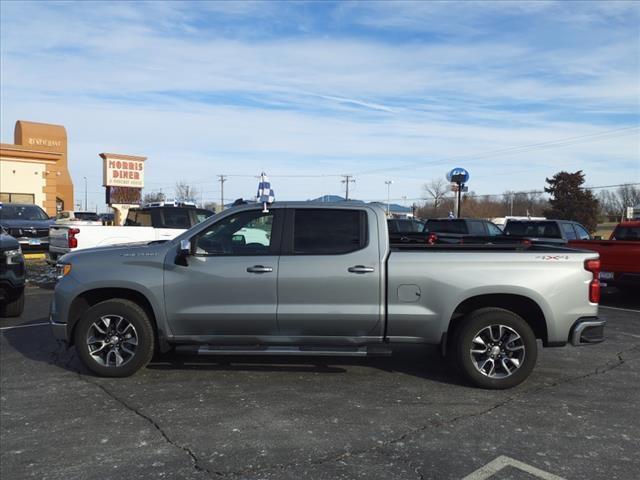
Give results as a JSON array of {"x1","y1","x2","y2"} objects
[{"x1": 0, "y1": 120, "x2": 74, "y2": 215}]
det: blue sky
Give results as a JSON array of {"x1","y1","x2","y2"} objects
[{"x1": 1, "y1": 0, "x2": 639, "y2": 209}]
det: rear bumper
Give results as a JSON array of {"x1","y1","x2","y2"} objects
[{"x1": 570, "y1": 317, "x2": 606, "y2": 346}]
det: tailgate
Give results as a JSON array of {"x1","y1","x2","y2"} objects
[
  {"x1": 569, "y1": 240, "x2": 640, "y2": 273},
  {"x1": 48, "y1": 225, "x2": 70, "y2": 251}
]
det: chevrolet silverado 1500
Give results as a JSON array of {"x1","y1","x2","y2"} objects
[{"x1": 50, "y1": 203, "x2": 605, "y2": 389}]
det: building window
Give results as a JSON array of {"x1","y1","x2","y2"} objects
[
  {"x1": 56, "y1": 197, "x2": 64, "y2": 213},
  {"x1": 0, "y1": 193, "x2": 36, "y2": 204}
]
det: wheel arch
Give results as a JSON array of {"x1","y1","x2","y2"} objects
[
  {"x1": 67, "y1": 288, "x2": 167, "y2": 351},
  {"x1": 445, "y1": 293, "x2": 548, "y2": 354}
]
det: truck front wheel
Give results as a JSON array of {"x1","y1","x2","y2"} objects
[
  {"x1": 74, "y1": 299, "x2": 154, "y2": 377},
  {"x1": 453, "y1": 308, "x2": 537, "y2": 389}
]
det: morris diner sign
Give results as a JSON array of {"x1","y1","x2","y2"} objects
[{"x1": 100, "y1": 152, "x2": 147, "y2": 188}]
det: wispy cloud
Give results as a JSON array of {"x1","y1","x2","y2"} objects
[{"x1": 1, "y1": 0, "x2": 638, "y2": 208}]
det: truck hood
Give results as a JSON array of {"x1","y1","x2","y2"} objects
[
  {"x1": 0, "y1": 233, "x2": 20, "y2": 252},
  {"x1": 0, "y1": 218, "x2": 55, "y2": 229},
  {"x1": 60, "y1": 240, "x2": 171, "y2": 264}
]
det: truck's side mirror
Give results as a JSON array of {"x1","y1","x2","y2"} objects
[{"x1": 175, "y1": 239, "x2": 191, "y2": 266}]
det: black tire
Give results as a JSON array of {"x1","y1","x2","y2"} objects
[
  {"x1": 453, "y1": 308, "x2": 537, "y2": 389},
  {"x1": 74, "y1": 299, "x2": 154, "y2": 377},
  {"x1": 0, "y1": 287, "x2": 25, "y2": 317}
]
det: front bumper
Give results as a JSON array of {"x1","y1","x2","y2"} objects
[
  {"x1": 49, "y1": 297, "x2": 69, "y2": 343},
  {"x1": 49, "y1": 317, "x2": 68, "y2": 342},
  {"x1": 570, "y1": 317, "x2": 606, "y2": 346}
]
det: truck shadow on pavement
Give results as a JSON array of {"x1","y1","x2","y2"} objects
[
  {"x1": 145, "y1": 346, "x2": 468, "y2": 386},
  {"x1": 2, "y1": 323, "x2": 468, "y2": 387}
]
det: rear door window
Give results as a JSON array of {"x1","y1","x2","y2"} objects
[
  {"x1": 468, "y1": 221, "x2": 486, "y2": 235},
  {"x1": 504, "y1": 221, "x2": 561, "y2": 238},
  {"x1": 562, "y1": 223, "x2": 578, "y2": 240},
  {"x1": 574, "y1": 224, "x2": 591, "y2": 240},
  {"x1": 161, "y1": 208, "x2": 191, "y2": 229},
  {"x1": 486, "y1": 222, "x2": 503, "y2": 236},
  {"x1": 425, "y1": 220, "x2": 467, "y2": 234},
  {"x1": 293, "y1": 209, "x2": 366, "y2": 255}
]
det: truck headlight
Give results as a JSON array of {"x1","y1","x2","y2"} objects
[
  {"x1": 3, "y1": 248, "x2": 23, "y2": 265},
  {"x1": 56, "y1": 263, "x2": 72, "y2": 280}
]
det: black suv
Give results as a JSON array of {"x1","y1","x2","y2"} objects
[
  {"x1": 0, "y1": 202, "x2": 54, "y2": 252},
  {"x1": 0, "y1": 226, "x2": 26, "y2": 317},
  {"x1": 503, "y1": 219, "x2": 591, "y2": 245},
  {"x1": 423, "y1": 218, "x2": 504, "y2": 244}
]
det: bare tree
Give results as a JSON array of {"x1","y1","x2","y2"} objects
[
  {"x1": 143, "y1": 191, "x2": 166, "y2": 205},
  {"x1": 598, "y1": 184, "x2": 640, "y2": 219},
  {"x1": 423, "y1": 179, "x2": 451, "y2": 216},
  {"x1": 175, "y1": 181, "x2": 199, "y2": 203}
]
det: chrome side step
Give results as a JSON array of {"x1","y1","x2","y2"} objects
[{"x1": 175, "y1": 345, "x2": 391, "y2": 357}]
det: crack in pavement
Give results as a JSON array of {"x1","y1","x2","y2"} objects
[
  {"x1": 50, "y1": 350, "x2": 223, "y2": 480},
  {"x1": 221, "y1": 345, "x2": 640, "y2": 479},
  {"x1": 78, "y1": 373, "x2": 224, "y2": 479}
]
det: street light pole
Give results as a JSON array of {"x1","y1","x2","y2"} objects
[
  {"x1": 83, "y1": 176, "x2": 87, "y2": 211},
  {"x1": 385, "y1": 180, "x2": 393, "y2": 216}
]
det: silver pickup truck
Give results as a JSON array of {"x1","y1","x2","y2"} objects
[{"x1": 50, "y1": 202, "x2": 605, "y2": 389}]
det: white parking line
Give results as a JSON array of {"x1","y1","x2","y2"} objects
[
  {"x1": 462, "y1": 455, "x2": 566, "y2": 480},
  {"x1": 0, "y1": 322, "x2": 50, "y2": 331},
  {"x1": 600, "y1": 305, "x2": 640, "y2": 314}
]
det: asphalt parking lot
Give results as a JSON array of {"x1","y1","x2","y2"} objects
[{"x1": 1, "y1": 282, "x2": 639, "y2": 480}]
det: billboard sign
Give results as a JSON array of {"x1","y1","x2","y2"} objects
[{"x1": 101, "y1": 153, "x2": 146, "y2": 188}]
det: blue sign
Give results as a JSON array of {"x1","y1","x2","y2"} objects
[{"x1": 446, "y1": 167, "x2": 470, "y2": 183}]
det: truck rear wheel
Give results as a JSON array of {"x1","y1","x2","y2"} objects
[
  {"x1": 453, "y1": 308, "x2": 537, "y2": 389},
  {"x1": 74, "y1": 299, "x2": 154, "y2": 377}
]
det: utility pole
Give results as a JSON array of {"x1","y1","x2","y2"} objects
[
  {"x1": 218, "y1": 175, "x2": 227, "y2": 211},
  {"x1": 341, "y1": 175, "x2": 355, "y2": 200},
  {"x1": 83, "y1": 176, "x2": 87, "y2": 211},
  {"x1": 385, "y1": 180, "x2": 393, "y2": 216}
]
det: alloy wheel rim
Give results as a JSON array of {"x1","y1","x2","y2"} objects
[
  {"x1": 469, "y1": 324, "x2": 525, "y2": 378},
  {"x1": 86, "y1": 315, "x2": 138, "y2": 367}
]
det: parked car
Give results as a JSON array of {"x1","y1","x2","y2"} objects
[
  {"x1": 98, "y1": 213, "x2": 115, "y2": 225},
  {"x1": 56, "y1": 211, "x2": 103, "y2": 225},
  {"x1": 0, "y1": 226, "x2": 26, "y2": 317},
  {"x1": 0, "y1": 202, "x2": 54, "y2": 252},
  {"x1": 48, "y1": 204, "x2": 215, "y2": 262},
  {"x1": 569, "y1": 221, "x2": 640, "y2": 293},
  {"x1": 503, "y1": 219, "x2": 591, "y2": 245},
  {"x1": 50, "y1": 202, "x2": 604, "y2": 389},
  {"x1": 423, "y1": 218, "x2": 505, "y2": 244}
]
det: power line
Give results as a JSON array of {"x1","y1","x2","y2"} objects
[
  {"x1": 355, "y1": 125, "x2": 640, "y2": 176},
  {"x1": 359, "y1": 182, "x2": 640, "y2": 203}
]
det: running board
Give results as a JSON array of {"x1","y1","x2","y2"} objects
[{"x1": 175, "y1": 345, "x2": 391, "y2": 357}]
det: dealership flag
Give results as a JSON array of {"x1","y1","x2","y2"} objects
[{"x1": 257, "y1": 172, "x2": 275, "y2": 212}]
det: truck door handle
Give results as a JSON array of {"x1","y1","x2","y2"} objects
[
  {"x1": 348, "y1": 265, "x2": 375, "y2": 274},
  {"x1": 246, "y1": 265, "x2": 273, "y2": 274}
]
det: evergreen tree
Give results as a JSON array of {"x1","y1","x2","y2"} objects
[{"x1": 544, "y1": 170, "x2": 599, "y2": 232}]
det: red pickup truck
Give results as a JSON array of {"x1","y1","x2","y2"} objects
[{"x1": 569, "y1": 221, "x2": 640, "y2": 293}]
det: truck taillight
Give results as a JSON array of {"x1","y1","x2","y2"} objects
[
  {"x1": 584, "y1": 258, "x2": 600, "y2": 303},
  {"x1": 426, "y1": 233, "x2": 438, "y2": 245},
  {"x1": 68, "y1": 228, "x2": 80, "y2": 249}
]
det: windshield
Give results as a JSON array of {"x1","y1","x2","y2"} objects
[
  {"x1": 504, "y1": 221, "x2": 562, "y2": 238},
  {"x1": 0, "y1": 204, "x2": 49, "y2": 221}
]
